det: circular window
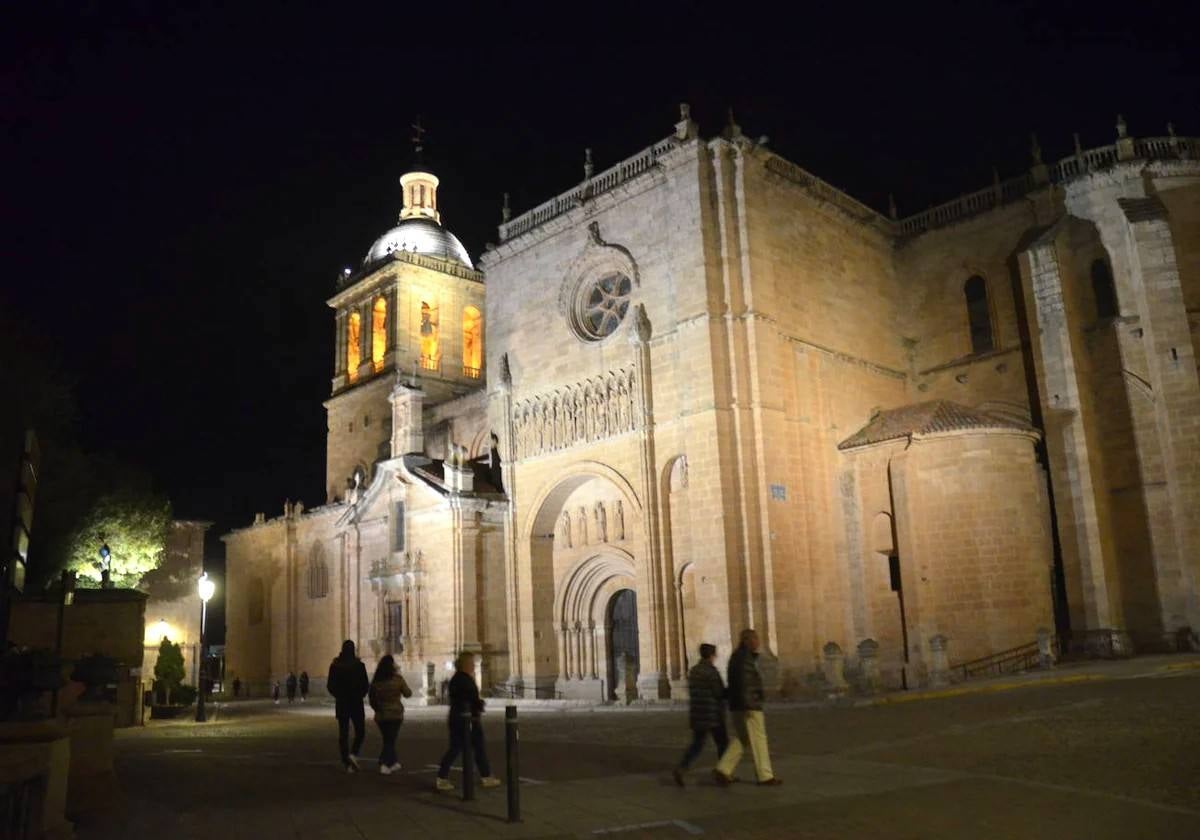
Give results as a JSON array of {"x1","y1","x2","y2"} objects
[{"x1": 575, "y1": 272, "x2": 632, "y2": 340}]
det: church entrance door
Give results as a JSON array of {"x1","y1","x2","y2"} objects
[{"x1": 607, "y1": 588, "x2": 639, "y2": 701}]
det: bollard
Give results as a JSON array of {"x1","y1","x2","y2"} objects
[
  {"x1": 461, "y1": 710, "x2": 475, "y2": 801},
  {"x1": 505, "y1": 705, "x2": 521, "y2": 822}
]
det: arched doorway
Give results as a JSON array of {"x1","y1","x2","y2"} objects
[{"x1": 607, "y1": 589, "x2": 639, "y2": 702}]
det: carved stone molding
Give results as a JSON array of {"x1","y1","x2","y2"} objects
[{"x1": 511, "y1": 365, "x2": 639, "y2": 460}]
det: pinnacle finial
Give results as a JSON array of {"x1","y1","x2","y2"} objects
[
  {"x1": 1116, "y1": 113, "x2": 1128, "y2": 139},
  {"x1": 1030, "y1": 132, "x2": 1043, "y2": 165},
  {"x1": 679, "y1": 102, "x2": 691, "y2": 122},
  {"x1": 723, "y1": 107, "x2": 742, "y2": 140},
  {"x1": 1167, "y1": 122, "x2": 1176, "y2": 138},
  {"x1": 887, "y1": 193, "x2": 897, "y2": 220},
  {"x1": 583, "y1": 148, "x2": 594, "y2": 180},
  {"x1": 1073, "y1": 132, "x2": 1084, "y2": 157},
  {"x1": 501, "y1": 192, "x2": 511, "y2": 224},
  {"x1": 992, "y1": 166, "x2": 1001, "y2": 187}
]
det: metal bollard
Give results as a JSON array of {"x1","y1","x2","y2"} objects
[
  {"x1": 505, "y1": 705, "x2": 521, "y2": 822},
  {"x1": 461, "y1": 711, "x2": 475, "y2": 801}
]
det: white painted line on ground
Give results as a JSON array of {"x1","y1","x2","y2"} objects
[{"x1": 592, "y1": 819, "x2": 703, "y2": 835}]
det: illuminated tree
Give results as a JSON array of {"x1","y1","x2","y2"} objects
[
  {"x1": 153, "y1": 638, "x2": 185, "y2": 705},
  {"x1": 65, "y1": 487, "x2": 172, "y2": 589}
]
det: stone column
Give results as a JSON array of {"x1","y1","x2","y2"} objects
[
  {"x1": 928, "y1": 635, "x2": 950, "y2": 688},
  {"x1": 1118, "y1": 197, "x2": 1200, "y2": 634},
  {"x1": 558, "y1": 625, "x2": 569, "y2": 682},
  {"x1": 588, "y1": 623, "x2": 598, "y2": 679},
  {"x1": 388, "y1": 381, "x2": 425, "y2": 457},
  {"x1": 821, "y1": 642, "x2": 848, "y2": 693},
  {"x1": 1019, "y1": 229, "x2": 1123, "y2": 633},
  {"x1": 856, "y1": 639, "x2": 882, "y2": 694}
]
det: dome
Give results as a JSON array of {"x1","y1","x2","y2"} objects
[{"x1": 364, "y1": 217, "x2": 474, "y2": 269}]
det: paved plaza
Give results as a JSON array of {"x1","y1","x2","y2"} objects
[{"x1": 84, "y1": 656, "x2": 1200, "y2": 839}]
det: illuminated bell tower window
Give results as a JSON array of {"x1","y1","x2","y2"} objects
[
  {"x1": 420, "y1": 301, "x2": 439, "y2": 369},
  {"x1": 347, "y1": 311, "x2": 362, "y2": 382},
  {"x1": 463, "y1": 305, "x2": 482, "y2": 378},
  {"x1": 371, "y1": 297, "x2": 388, "y2": 372}
]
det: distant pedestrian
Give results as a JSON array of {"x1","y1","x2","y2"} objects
[
  {"x1": 299, "y1": 671, "x2": 310, "y2": 702},
  {"x1": 369, "y1": 654, "x2": 413, "y2": 775},
  {"x1": 327, "y1": 640, "x2": 370, "y2": 772},
  {"x1": 713, "y1": 629, "x2": 781, "y2": 786},
  {"x1": 673, "y1": 643, "x2": 729, "y2": 786},
  {"x1": 272, "y1": 680, "x2": 281, "y2": 705},
  {"x1": 286, "y1": 672, "x2": 298, "y2": 704},
  {"x1": 232, "y1": 677, "x2": 241, "y2": 699},
  {"x1": 435, "y1": 651, "x2": 501, "y2": 792}
]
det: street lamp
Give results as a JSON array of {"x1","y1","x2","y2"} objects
[{"x1": 195, "y1": 572, "x2": 215, "y2": 722}]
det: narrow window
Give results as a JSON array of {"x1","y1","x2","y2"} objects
[
  {"x1": 964, "y1": 275, "x2": 994, "y2": 354},
  {"x1": 462, "y1": 305, "x2": 482, "y2": 378},
  {"x1": 347, "y1": 311, "x2": 362, "y2": 381},
  {"x1": 307, "y1": 547, "x2": 328, "y2": 599},
  {"x1": 387, "y1": 601, "x2": 403, "y2": 643},
  {"x1": 393, "y1": 502, "x2": 405, "y2": 551},
  {"x1": 371, "y1": 297, "x2": 387, "y2": 372},
  {"x1": 419, "y1": 301, "x2": 439, "y2": 368},
  {"x1": 1091, "y1": 259, "x2": 1118, "y2": 320}
]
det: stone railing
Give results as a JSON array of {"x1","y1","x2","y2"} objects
[
  {"x1": 898, "y1": 133, "x2": 1197, "y2": 236},
  {"x1": 499, "y1": 137, "x2": 678, "y2": 242},
  {"x1": 337, "y1": 249, "x2": 483, "y2": 290}
]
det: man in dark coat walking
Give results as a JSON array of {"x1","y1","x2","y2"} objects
[
  {"x1": 673, "y1": 643, "x2": 728, "y2": 786},
  {"x1": 713, "y1": 629, "x2": 782, "y2": 786},
  {"x1": 327, "y1": 640, "x2": 370, "y2": 772},
  {"x1": 285, "y1": 671, "x2": 298, "y2": 704}
]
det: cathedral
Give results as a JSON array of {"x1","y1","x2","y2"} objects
[{"x1": 224, "y1": 110, "x2": 1200, "y2": 700}]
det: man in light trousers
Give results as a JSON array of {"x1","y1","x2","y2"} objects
[{"x1": 713, "y1": 629, "x2": 782, "y2": 786}]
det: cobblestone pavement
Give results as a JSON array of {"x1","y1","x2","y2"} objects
[{"x1": 83, "y1": 659, "x2": 1200, "y2": 839}]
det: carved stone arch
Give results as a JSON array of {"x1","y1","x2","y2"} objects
[
  {"x1": 467, "y1": 426, "x2": 491, "y2": 460},
  {"x1": 556, "y1": 550, "x2": 638, "y2": 628},
  {"x1": 522, "y1": 461, "x2": 643, "y2": 541}
]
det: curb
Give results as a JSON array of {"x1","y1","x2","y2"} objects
[
  {"x1": 1162, "y1": 660, "x2": 1200, "y2": 672},
  {"x1": 858, "y1": 672, "x2": 1111, "y2": 706}
]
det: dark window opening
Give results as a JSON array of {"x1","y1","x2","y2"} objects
[
  {"x1": 393, "y1": 502, "x2": 405, "y2": 552},
  {"x1": 1091, "y1": 259, "x2": 1118, "y2": 320},
  {"x1": 965, "y1": 275, "x2": 994, "y2": 354}
]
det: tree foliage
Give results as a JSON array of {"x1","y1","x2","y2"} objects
[
  {"x1": 153, "y1": 638, "x2": 185, "y2": 706},
  {"x1": 66, "y1": 485, "x2": 172, "y2": 589}
]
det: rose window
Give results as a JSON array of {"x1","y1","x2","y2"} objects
[{"x1": 576, "y1": 273, "x2": 632, "y2": 340}]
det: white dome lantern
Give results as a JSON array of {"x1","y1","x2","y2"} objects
[{"x1": 362, "y1": 166, "x2": 473, "y2": 269}]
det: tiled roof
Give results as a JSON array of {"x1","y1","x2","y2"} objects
[{"x1": 838, "y1": 400, "x2": 1034, "y2": 450}]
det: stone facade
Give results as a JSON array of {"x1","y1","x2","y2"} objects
[{"x1": 224, "y1": 113, "x2": 1200, "y2": 699}]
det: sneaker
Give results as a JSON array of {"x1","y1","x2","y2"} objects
[
  {"x1": 435, "y1": 777, "x2": 454, "y2": 792},
  {"x1": 757, "y1": 777, "x2": 783, "y2": 787},
  {"x1": 672, "y1": 768, "x2": 685, "y2": 787},
  {"x1": 712, "y1": 769, "x2": 733, "y2": 787},
  {"x1": 379, "y1": 763, "x2": 395, "y2": 776},
  {"x1": 347, "y1": 754, "x2": 360, "y2": 770},
  {"x1": 345, "y1": 763, "x2": 358, "y2": 774},
  {"x1": 480, "y1": 776, "x2": 501, "y2": 789}
]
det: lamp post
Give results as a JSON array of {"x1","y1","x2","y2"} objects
[{"x1": 195, "y1": 572, "x2": 215, "y2": 722}]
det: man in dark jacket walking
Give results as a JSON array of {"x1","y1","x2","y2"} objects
[
  {"x1": 327, "y1": 640, "x2": 370, "y2": 772},
  {"x1": 673, "y1": 643, "x2": 728, "y2": 786},
  {"x1": 285, "y1": 672, "x2": 298, "y2": 704},
  {"x1": 435, "y1": 651, "x2": 501, "y2": 792},
  {"x1": 713, "y1": 629, "x2": 781, "y2": 786}
]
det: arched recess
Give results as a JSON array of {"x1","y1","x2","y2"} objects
[
  {"x1": 964, "y1": 275, "x2": 995, "y2": 354},
  {"x1": 553, "y1": 551, "x2": 637, "y2": 695},
  {"x1": 371, "y1": 297, "x2": 387, "y2": 372},
  {"x1": 522, "y1": 463, "x2": 644, "y2": 698}
]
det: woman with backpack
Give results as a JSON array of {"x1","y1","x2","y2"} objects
[{"x1": 368, "y1": 654, "x2": 412, "y2": 775}]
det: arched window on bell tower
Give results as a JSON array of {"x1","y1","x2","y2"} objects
[
  {"x1": 371, "y1": 297, "x2": 388, "y2": 372},
  {"x1": 420, "y1": 301, "x2": 439, "y2": 370},
  {"x1": 347, "y1": 311, "x2": 362, "y2": 382},
  {"x1": 463, "y1": 305, "x2": 482, "y2": 379},
  {"x1": 964, "y1": 275, "x2": 994, "y2": 354}
]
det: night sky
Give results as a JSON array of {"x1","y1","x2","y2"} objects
[{"x1": 5, "y1": 1, "x2": 1198, "y2": 549}]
